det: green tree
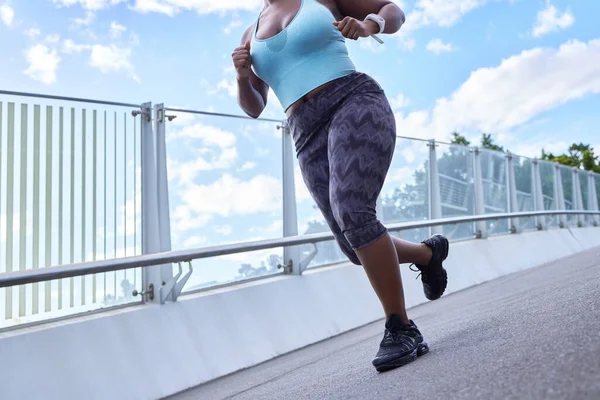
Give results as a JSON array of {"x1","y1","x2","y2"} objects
[
  {"x1": 481, "y1": 133, "x2": 505, "y2": 152},
  {"x1": 542, "y1": 143, "x2": 600, "y2": 172}
]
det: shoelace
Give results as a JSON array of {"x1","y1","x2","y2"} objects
[{"x1": 409, "y1": 263, "x2": 425, "y2": 280}]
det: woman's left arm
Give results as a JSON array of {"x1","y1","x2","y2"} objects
[{"x1": 335, "y1": 0, "x2": 405, "y2": 35}]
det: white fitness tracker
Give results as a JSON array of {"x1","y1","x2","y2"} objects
[
  {"x1": 365, "y1": 13, "x2": 385, "y2": 44},
  {"x1": 365, "y1": 13, "x2": 385, "y2": 34}
]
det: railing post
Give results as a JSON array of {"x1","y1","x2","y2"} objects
[
  {"x1": 553, "y1": 163, "x2": 567, "y2": 228},
  {"x1": 472, "y1": 146, "x2": 487, "y2": 238},
  {"x1": 140, "y1": 102, "x2": 163, "y2": 303},
  {"x1": 154, "y1": 104, "x2": 174, "y2": 299},
  {"x1": 589, "y1": 172, "x2": 599, "y2": 226},
  {"x1": 428, "y1": 140, "x2": 442, "y2": 236},
  {"x1": 572, "y1": 168, "x2": 585, "y2": 227},
  {"x1": 532, "y1": 159, "x2": 546, "y2": 230},
  {"x1": 505, "y1": 152, "x2": 520, "y2": 233},
  {"x1": 280, "y1": 122, "x2": 301, "y2": 275}
]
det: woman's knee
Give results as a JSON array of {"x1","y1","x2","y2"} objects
[{"x1": 332, "y1": 202, "x2": 387, "y2": 251}]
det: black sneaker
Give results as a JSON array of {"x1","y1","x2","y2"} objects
[
  {"x1": 410, "y1": 234, "x2": 449, "y2": 301},
  {"x1": 372, "y1": 314, "x2": 429, "y2": 372}
]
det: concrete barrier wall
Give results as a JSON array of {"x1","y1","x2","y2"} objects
[{"x1": 1, "y1": 227, "x2": 599, "y2": 400}]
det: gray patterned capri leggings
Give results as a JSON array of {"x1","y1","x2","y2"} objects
[{"x1": 287, "y1": 72, "x2": 396, "y2": 266}]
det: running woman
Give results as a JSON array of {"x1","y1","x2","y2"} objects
[{"x1": 232, "y1": 0, "x2": 449, "y2": 372}]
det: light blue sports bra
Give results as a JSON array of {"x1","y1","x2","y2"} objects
[{"x1": 250, "y1": 0, "x2": 356, "y2": 111}]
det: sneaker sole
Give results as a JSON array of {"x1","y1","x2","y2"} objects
[
  {"x1": 427, "y1": 234, "x2": 449, "y2": 301},
  {"x1": 373, "y1": 349, "x2": 418, "y2": 372},
  {"x1": 373, "y1": 342, "x2": 429, "y2": 373},
  {"x1": 432, "y1": 234, "x2": 450, "y2": 260}
]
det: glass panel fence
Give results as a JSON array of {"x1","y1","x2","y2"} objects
[
  {"x1": 163, "y1": 109, "x2": 284, "y2": 291},
  {"x1": 559, "y1": 165, "x2": 576, "y2": 227},
  {"x1": 538, "y1": 160, "x2": 558, "y2": 228},
  {"x1": 513, "y1": 155, "x2": 536, "y2": 231},
  {"x1": 436, "y1": 143, "x2": 476, "y2": 240},
  {"x1": 479, "y1": 149, "x2": 509, "y2": 235}
]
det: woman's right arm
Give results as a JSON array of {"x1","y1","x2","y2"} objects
[{"x1": 233, "y1": 26, "x2": 269, "y2": 119}]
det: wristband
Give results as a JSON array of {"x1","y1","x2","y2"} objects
[{"x1": 365, "y1": 13, "x2": 385, "y2": 34}]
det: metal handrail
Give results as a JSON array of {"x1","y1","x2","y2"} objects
[
  {"x1": 0, "y1": 90, "x2": 140, "y2": 108},
  {"x1": 164, "y1": 107, "x2": 284, "y2": 124},
  {"x1": 0, "y1": 210, "x2": 598, "y2": 288}
]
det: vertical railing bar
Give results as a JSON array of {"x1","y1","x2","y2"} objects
[
  {"x1": 58, "y1": 107, "x2": 64, "y2": 310},
  {"x1": 0, "y1": 102, "x2": 2, "y2": 273},
  {"x1": 532, "y1": 159, "x2": 546, "y2": 230},
  {"x1": 0, "y1": 102, "x2": 2, "y2": 321},
  {"x1": 280, "y1": 122, "x2": 300, "y2": 274},
  {"x1": 113, "y1": 112, "x2": 117, "y2": 299},
  {"x1": 70, "y1": 108, "x2": 75, "y2": 308},
  {"x1": 32, "y1": 105, "x2": 41, "y2": 315},
  {"x1": 44, "y1": 106, "x2": 53, "y2": 312},
  {"x1": 124, "y1": 113, "x2": 127, "y2": 287},
  {"x1": 103, "y1": 111, "x2": 107, "y2": 303},
  {"x1": 18, "y1": 103, "x2": 28, "y2": 318},
  {"x1": 554, "y1": 164, "x2": 566, "y2": 228},
  {"x1": 472, "y1": 147, "x2": 487, "y2": 238},
  {"x1": 428, "y1": 140, "x2": 442, "y2": 236},
  {"x1": 5, "y1": 103, "x2": 15, "y2": 320},
  {"x1": 506, "y1": 152, "x2": 519, "y2": 233},
  {"x1": 133, "y1": 115, "x2": 137, "y2": 288},
  {"x1": 92, "y1": 110, "x2": 97, "y2": 304},
  {"x1": 81, "y1": 109, "x2": 87, "y2": 306}
]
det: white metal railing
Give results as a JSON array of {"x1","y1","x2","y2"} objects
[
  {"x1": 0, "y1": 91, "x2": 142, "y2": 327},
  {"x1": 1, "y1": 90, "x2": 600, "y2": 329}
]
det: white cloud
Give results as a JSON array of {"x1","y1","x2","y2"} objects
[
  {"x1": 394, "y1": 38, "x2": 600, "y2": 143},
  {"x1": 73, "y1": 11, "x2": 95, "y2": 26},
  {"x1": 294, "y1": 165, "x2": 312, "y2": 203},
  {"x1": 426, "y1": 38, "x2": 455, "y2": 54},
  {"x1": 183, "y1": 235, "x2": 208, "y2": 248},
  {"x1": 89, "y1": 44, "x2": 131, "y2": 72},
  {"x1": 45, "y1": 34, "x2": 61, "y2": 44},
  {"x1": 223, "y1": 18, "x2": 242, "y2": 34},
  {"x1": 130, "y1": 0, "x2": 262, "y2": 16},
  {"x1": 393, "y1": 0, "x2": 491, "y2": 49},
  {"x1": 23, "y1": 44, "x2": 61, "y2": 84},
  {"x1": 386, "y1": 166, "x2": 414, "y2": 186},
  {"x1": 167, "y1": 123, "x2": 239, "y2": 184},
  {"x1": 62, "y1": 38, "x2": 91, "y2": 54},
  {"x1": 53, "y1": 0, "x2": 126, "y2": 11},
  {"x1": 358, "y1": 36, "x2": 387, "y2": 53},
  {"x1": 389, "y1": 93, "x2": 411, "y2": 110},
  {"x1": 25, "y1": 28, "x2": 41, "y2": 38},
  {"x1": 239, "y1": 161, "x2": 256, "y2": 171},
  {"x1": 180, "y1": 174, "x2": 282, "y2": 217},
  {"x1": 405, "y1": 0, "x2": 491, "y2": 30},
  {"x1": 512, "y1": 140, "x2": 569, "y2": 159},
  {"x1": 209, "y1": 78, "x2": 237, "y2": 97},
  {"x1": 168, "y1": 122, "x2": 236, "y2": 148},
  {"x1": 171, "y1": 205, "x2": 213, "y2": 233},
  {"x1": 249, "y1": 219, "x2": 283, "y2": 236},
  {"x1": 532, "y1": 1, "x2": 574, "y2": 38},
  {"x1": 0, "y1": 3, "x2": 14, "y2": 27},
  {"x1": 89, "y1": 44, "x2": 139, "y2": 82},
  {"x1": 213, "y1": 225, "x2": 233, "y2": 235},
  {"x1": 109, "y1": 21, "x2": 126, "y2": 38}
]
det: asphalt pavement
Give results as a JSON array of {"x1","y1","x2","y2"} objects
[{"x1": 168, "y1": 246, "x2": 600, "y2": 400}]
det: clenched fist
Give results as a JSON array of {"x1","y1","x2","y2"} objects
[
  {"x1": 333, "y1": 17, "x2": 380, "y2": 40},
  {"x1": 232, "y1": 40, "x2": 252, "y2": 79}
]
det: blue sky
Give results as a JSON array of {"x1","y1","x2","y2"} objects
[{"x1": 1, "y1": 0, "x2": 600, "y2": 303}]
